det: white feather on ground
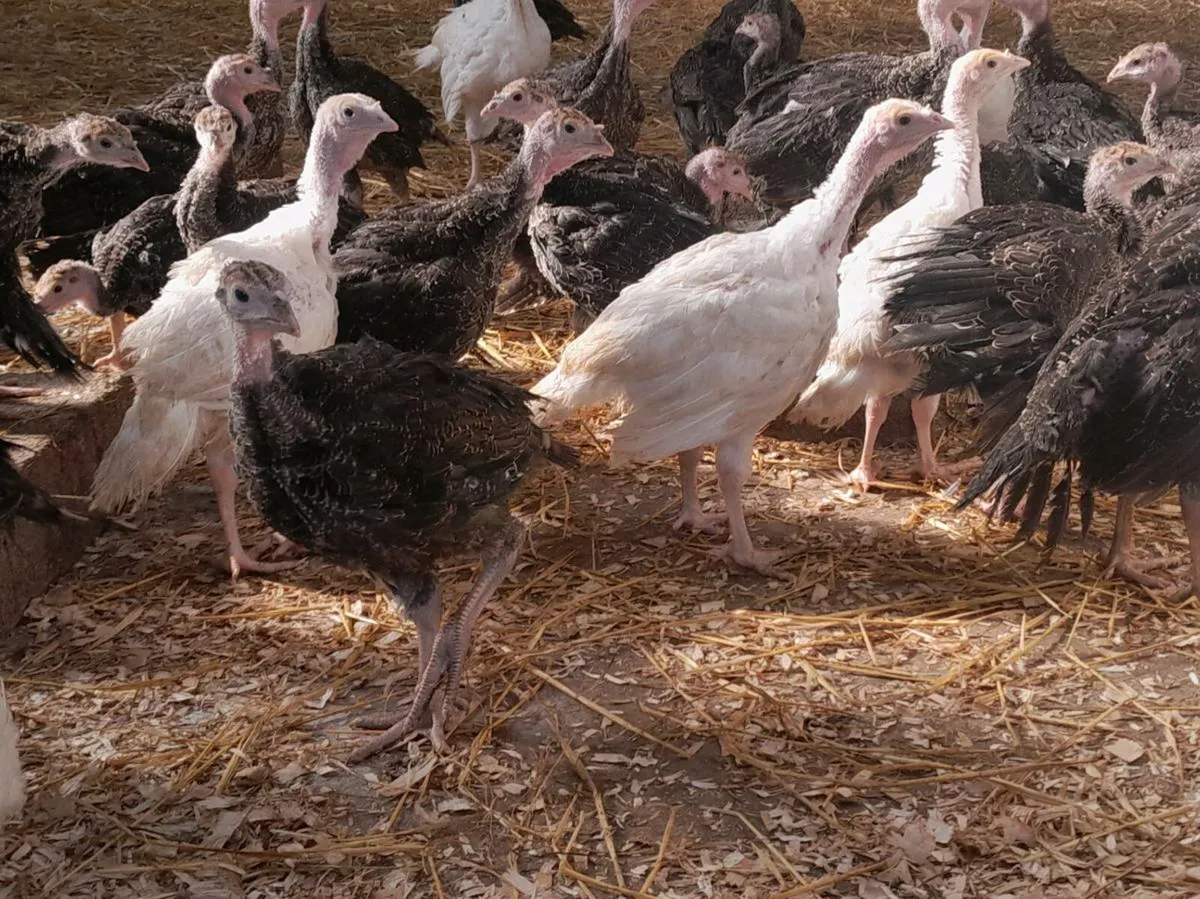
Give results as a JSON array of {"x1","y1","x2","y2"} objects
[{"x1": 0, "y1": 688, "x2": 25, "y2": 825}]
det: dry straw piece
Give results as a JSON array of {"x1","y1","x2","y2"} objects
[{"x1": 4, "y1": 0, "x2": 1200, "y2": 895}]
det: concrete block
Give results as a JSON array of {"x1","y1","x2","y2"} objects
[{"x1": 0, "y1": 373, "x2": 132, "y2": 632}]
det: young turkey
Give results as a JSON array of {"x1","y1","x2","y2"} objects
[
  {"x1": 483, "y1": 80, "x2": 755, "y2": 331},
  {"x1": 882, "y1": 143, "x2": 1174, "y2": 452},
  {"x1": 669, "y1": 10, "x2": 788, "y2": 156},
  {"x1": 291, "y1": 0, "x2": 446, "y2": 202},
  {"x1": 1108, "y1": 43, "x2": 1200, "y2": 183},
  {"x1": 24, "y1": 52, "x2": 282, "y2": 283},
  {"x1": 789, "y1": 49, "x2": 1032, "y2": 491},
  {"x1": 958, "y1": 206, "x2": 1200, "y2": 597},
  {"x1": 0, "y1": 113, "x2": 146, "y2": 381},
  {"x1": 532, "y1": 99, "x2": 952, "y2": 574},
  {"x1": 333, "y1": 108, "x2": 613, "y2": 358},
  {"x1": 456, "y1": 0, "x2": 587, "y2": 41},
  {"x1": 38, "y1": 48, "x2": 286, "y2": 241},
  {"x1": 91, "y1": 95, "x2": 397, "y2": 579},
  {"x1": 999, "y1": 0, "x2": 1142, "y2": 192},
  {"x1": 415, "y1": 0, "x2": 552, "y2": 188},
  {"x1": 726, "y1": 0, "x2": 972, "y2": 208},
  {"x1": 213, "y1": 259, "x2": 577, "y2": 757}
]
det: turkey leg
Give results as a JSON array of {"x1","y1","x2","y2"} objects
[
  {"x1": 673, "y1": 448, "x2": 726, "y2": 534},
  {"x1": 1171, "y1": 487, "x2": 1200, "y2": 601},
  {"x1": 910, "y1": 393, "x2": 943, "y2": 481},
  {"x1": 1101, "y1": 494, "x2": 1182, "y2": 589},
  {"x1": 349, "y1": 520, "x2": 524, "y2": 760},
  {"x1": 846, "y1": 394, "x2": 891, "y2": 491},
  {"x1": 93, "y1": 313, "x2": 128, "y2": 371},
  {"x1": 713, "y1": 433, "x2": 782, "y2": 576},
  {"x1": 205, "y1": 439, "x2": 301, "y2": 580}
]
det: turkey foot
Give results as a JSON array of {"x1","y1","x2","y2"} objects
[
  {"x1": 844, "y1": 463, "x2": 877, "y2": 493},
  {"x1": 1102, "y1": 553, "x2": 1183, "y2": 590},
  {"x1": 714, "y1": 541, "x2": 785, "y2": 576},
  {"x1": 225, "y1": 546, "x2": 302, "y2": 581},
  {"x1": 92, "y1": 349, "x2": 130, "y2": 372},
  {"x1": 249, "y1": 532, "x2": 307, "y2": 563},
  {"x1": 673, "y1": 507, "x2": 726, "y2": 534}
]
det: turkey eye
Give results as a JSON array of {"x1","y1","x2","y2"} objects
[
  {"x1": 234, "y1": 288, "x2": 250, "y2": 303},
  {"x1": 733, "y1": 168, "x2": 742, "y2": 175},
  {"x1": 512, "y1": 92, "x2": 523, "y2": 102},
  {"x1": 898, "y1": 114, "x2": 912, "y2": 126},
  {"x1": 343, "y1": 107, "x2": 354, "y2": 118},
  {"x1": 244, "y1": 67, "x2": 252, "y2": 74},
  {"x1": 53, "y1": 285, "x2": 63, "y2": 294},
  {"x1": 100, "y1": 138, "x2": 112, "y2": 148},
  {"x1": 565, "y1": 122, "x2": 576, "y2": 134},
  {"x1": 986, "y1": 59, "x2": 997, "y2": 68},
  {"x1": 1132, "y1": 58, "x2": 1143, "y2": 65},
  {"x1": 1124, "y1": 156, "x2": 1136, "y2": 166}
]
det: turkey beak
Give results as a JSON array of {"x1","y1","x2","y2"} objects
[
  {"x1": 593, "y1": 126, "x2": 614, "y2": 158},
  {"x1": 374, "y1": 111, "x2": 399, "y2": 135},
  {"x1": 261, "y1": 70, "x2": 283, "y2": 93},
  {"x1": 481, "y1": 97, "x2": 504, "y2": 121},
  {"x1": 1106, "y1": 62, "x2": 1127, "y2": 83},
  {"x1": 927, "y1": 111, "x2": 954, "y2": 132},
  {"x1": 273, "y1": 300, "x2": 302, "y2": 338},
  {"x1": 126, "y1": 149, "x2": 151, "y2": 172}
]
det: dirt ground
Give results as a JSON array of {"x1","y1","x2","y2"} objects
[{"x1": 5, "y1": 0, "x2": 1200, "y2": 896}]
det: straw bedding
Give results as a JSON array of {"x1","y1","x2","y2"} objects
[{"x1": 3, "y1": 0, "x2": 1200, "y2": 895}]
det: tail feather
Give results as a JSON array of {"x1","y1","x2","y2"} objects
[
  {"x1": 0, "y1": 438, "x2": 61, "y2": 526},
  {"x1": 790, "y1": 358, "x2": 904, "y2": 430},
  {"x1": 414, "y1": 44, "x2": 441, "y2": 71},
  {"x1": 542, "y1": 433, "x2": 580, "y2": 469},
  {"x1": 91, "y1": 394, "x2": 205, "y2": 513},
  {"x1": 531, "y1": 366, "x2": 609, "y2": 428}
]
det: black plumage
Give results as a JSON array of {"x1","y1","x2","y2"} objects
[
  {"x1": 455, "y1": 0, "x2": 587, "y2": 40},
  {"x1": 290, "y1": 0, "x2": 446, "y2": 201},
  {"x1": 1006, "y1": 1, "x2": 1143, "y2": 194},
  {"x1": 726, "y1": 3, "x2": 959, "y2": 207},
  {"x1": 0, "y1": 439, "x2": 61, "y2": 527},
  {"x1": 882, "y1": 144, "x2": 1170, "y2": 444},
  {"x1": 668, "y1": 0, "x2": 802, "y2": 155},
  {"x1": 216, "y1": 258, "x2": 577, "y2": 755},
  {"x1": 979, "y1": 142, "x2": 1087, "y2": 210},
  {"x1": 958, "y1": 204, "x2": 1200, "y2": 591}
]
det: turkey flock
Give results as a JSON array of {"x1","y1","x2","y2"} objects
[{"x1": 1, "y1": 0, "x2": 1199, "y2": 774}]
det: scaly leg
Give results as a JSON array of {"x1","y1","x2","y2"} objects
[
  {"x1": 1100, "y1": 495, "x2": 1183, "y2": 589},
  {"x1": 356, "y1": 574, "x2": 442, "y2": 731},
  {"x1": 349, "y1": 520, "x2": 524, "y2": 760},
  {"x1": 466, "y1": 141, "x2": 484, "y2": 191},
  {"x1": 713, "y1": 433, "x2": 782, "y2": 575},
  {"x1": 93, "y1": 313, "x2": 129, "y2": 371},
  {"x1": 910, "y1": 394, "x2": 943, "y2": 481},
  {"x1": 846, "y1": 394, "x2": 891, "y2": 492},
  {"x1": 1172, "y1": 487, "x2": 1200, "y2": 601},
  {"x1": 382, "y1": 167, "x2": 410, "y2": 201},
  {"x1": 673, "y1": 448, "x2": 726, "y2": 534},
  {"x1": 206, "y1": 440, "x2": 299, "y2": 581}
]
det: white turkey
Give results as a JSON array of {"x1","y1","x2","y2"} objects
[
  {"x1": 91, "y1": 94, "x2": 398, "y2": 579},
  {"x1": 415, "y1": 0, "x2": 552, "y2": 188},
  {"x1": 789, "y1": 49, "x2": 1030, "y2": 491},
  {"x1": 533, "y1": 99, "x2": 952, "y2": 574}
]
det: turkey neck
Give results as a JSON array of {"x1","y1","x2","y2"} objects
[
  {"x1": 930, "y1": 73, "x2": 983, "y2": 199},
  {"x1": 1083, "y1": 178, "x2": 1144, "y2": 256},
  {"x1": 1016, "y1": 14, "x2": 1073, "y2": 83},
  {"x1": 1142, "y1": 80, "x2": 1178, "y2": 145},
  {"x1": 231, "y1": 327, "x2": 278, "y2": 387},
  {"x1": 297, "y1": 123, "x2": 356, "y2": 250},
  {"x1": 249, "y1": 0, "x2": 285, "y2": 77},
  {"x1": 791, "y1": 132, "x2": 900, "y2": 255},
  {"x1": 177, "y1": 141, "x2": 238, "y2": 253},
  {"x1": 207, "y1": 80, "x2": 255, "y2": 144},
  {"x1": 742, "y1": 37, "x2": 780, "y2": 92},
  {"x1": 298, "y1": 3, "x2": 335, "y2": 77}
]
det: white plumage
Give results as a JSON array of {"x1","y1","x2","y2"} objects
[
  {"x1": 416, "y1": 0, "x2": 551, "y2": 186},
  {"x1": 534, "y1": 99, "x2": 953, "y2": 573},
  {"x1": 92, "y1": 94, "x2": 397, "y2": 577},
  {"x1": 0, "y1": 688, "x2": 24, "y2": 826},
  {"x1": 790, "y1": 49, "x2": 1029, "y2": 489}
]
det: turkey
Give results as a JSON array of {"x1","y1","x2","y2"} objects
[
  {"x1": 333, "y1": 108, "x2": 613, "y2": 358},
  {"x1": 456, "y1": 0, "x2": 586, "y2": 41},
  {"x1": 415, "y1": 0, "x2": 552, "y2": 188},
  {"x1": 0, "y1": 439, "x2": 64, "y2": 527},
  {"x1": 491, "y1": 0, "x2": 660, "y2": 153},
  {"x1": 699, "y1": 0, "x2": 804, "y2": 60},
  {"x1": 532, "y1": 100, "x2": 952, "y2": 574},
  {"x1": 1000, "y1": 0, "x2": 1142, "y2": 195},
  {"x1": 1, "y1": 113, "x2": 147, "y2": 380},
  {"x1": 291, "y1": 0, "x2": 446, "y2": 203},
  {"x1": 726, "y1": 0, "x2": 971, "y2": 208},
  {"x1": 669, "y1": 7, "x2": 792, "y2": 155},
  {"x1": 958, "y1": 205, "x2": 1200, "y2": 597},
  {"x1": 482, "y1": 80, "x2": 756, "y2": 331},
  {"x1": 35, "y1": 107, "x2": 366, "y2": 372},
  {"x1": 91, "y1": 95, "x2": 397, "y2": 579},
  {"x1": 38, "y1": 47, "x2": 288, "y2": 241},
  {"x1": 789, "y1": 49, "x2": 1031, "y2": 491},
  {"x1": 1108, "y1": 43, "x2": 1200, "y2": 183},
  {"x1": 880, "y1": 142, "x2": 1174, "y2": 475},
  {"x1": 0, "y1": 688, "x2": 22, "y2": 826},
  {"x1": 213, "y1": 258, "x2": 577, "y2": 756}
]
